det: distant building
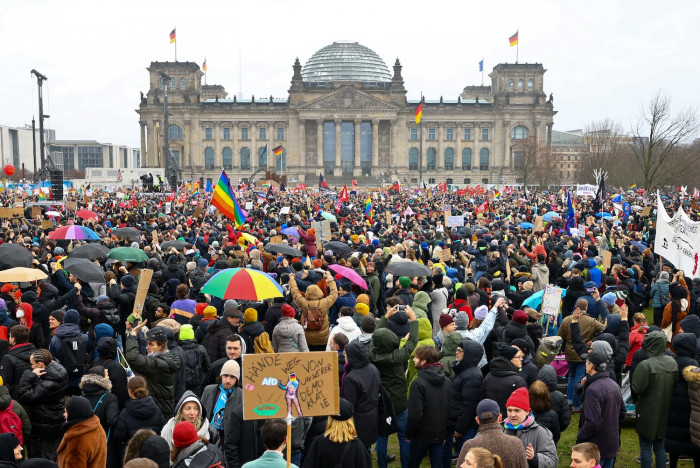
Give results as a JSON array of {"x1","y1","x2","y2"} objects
[
  {"x1": 0, "y1": 124, "x2": 54, "y2": 175},
  {"x1": 48, "y1": 141, "x2": 141, "y2": 173},
  {"x1": 137, "y1": 41, "x2": 557, "y2": 186}
]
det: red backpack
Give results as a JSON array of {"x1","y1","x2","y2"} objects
[{"x1": 0, "y1": 401, "x2": 23, "y2": 445}]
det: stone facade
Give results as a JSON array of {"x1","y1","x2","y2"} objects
[{"x1": 136, "y1": 43, "x2": 556, "y2": 186}]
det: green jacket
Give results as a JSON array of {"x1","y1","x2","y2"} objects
[
  {"x1": 370, "y1": 317, "x2": 419, "y2": 415},
  {"x1": 400, "y1": 318, "x2": 435, "y2": 396},
  {"x1": 438, "y1": 332, "x2": 462, "y2": 380},
  {"x1": 125, "y1": 335, "x2": 182, "y2": 417},
  {"x1": 411, "y1": 292, "x2": 431, "y2": 320},
  {"x1": 366, "y1": 272, "x2": 381, "y2": 313},
  {"x1": 631, "y1": 331, "x2": 678, "y2": 440}
]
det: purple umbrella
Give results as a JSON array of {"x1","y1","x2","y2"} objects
[
  {"x1": 328, "y1": 264, "x2": 368, "y2": 290},
  {"x1": 281, "y1": 227, "x2": 299, "y2": 238}
]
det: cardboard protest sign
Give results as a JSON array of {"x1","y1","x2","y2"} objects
[
  {"x1": 66, "y1": 201, "x2": 77, "y2": 211},
  {"x1": 533, "y1": 216, "x2": 544, "y2": 232},
  {"x1": 131, "y1": 269, "x2": 153, "y2": 317},
  {"x1": 541, "y1": 286, "x2": 563, "y2": 316},
  {"x1": 640, "y1": 206, "x2": 651, "y2": 217},
  {"x1": 0, "y1": 208, "x2": 10, "y2": 219},
  {"x1": 192, "y1": 207, "x2": 203, "y2": 219},
  {"x1": 41, "y1": 220, "x2": 53, "y2": 229},
  {"x1": 603, "y1": 250, "x2": 612, "y2": 270},
  {"x1": 242, "y1": 351, "x2": 339, "y2": 420},
  {"x1": 310, "y1": 220, "x2": 331, "y2": 242},
  {"x1": 31, "y1": 207, "x2": 42, "y2": 219},
  {"x1": 268, "y1": 235, "x2": 283, "y2": 244},
  {"x1": 385, "y1": 211, "x2": 391, "y2": 225}
]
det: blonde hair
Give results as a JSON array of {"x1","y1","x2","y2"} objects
[
  {"x1": 633, "y1": 312, "x2": 647, "y2": 325},
  {"x1": 468, "y1": 447, "x2": 503, "y2": 468},
  {"x1": 175, "y1": 401, "x2": 203, "y2": 430},
  {"x1": 323, "y1": 417, "x2": 358, "y2": 443}
]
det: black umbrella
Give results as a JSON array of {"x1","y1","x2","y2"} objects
[
  {"x1": 323, "y1": 241, "x2": 352, "y2": 257},
  {"x1": 264, "y1": 243, "x2": 303, "y2": 257},
  {"x1": 69, "y1": 244, "x2": 110, "y2": 259},
  {"x1": 63, "y1": 258, "x2": 106, "y2": 283},
  {"x1": 385, "y1": 261, "x2": 433, "y2": 278},
  {"x1": 0, "y1": 243, "x2": 33, "y2": 268},
  {"x1": 161, "y1": 240, "x2": 188, "y2": 251},
  {"x1": 113, "y1": 227, "x2": 141, "y2": 239}
]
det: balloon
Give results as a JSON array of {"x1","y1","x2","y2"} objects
[{"x1": 3, "y1": 165, "x2": 14, "y2": 177}]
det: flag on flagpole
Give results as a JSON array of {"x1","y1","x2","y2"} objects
[
  {"x1": 415, "y1": 101, "x2": 423, "y2": 124},
  {"x1": 336, "y1": 184, "x2": 349, "y2": 212},
  {"x1": 202, "y1": 59, "x2": 207, "y2": 72},
  {"x1": 211, "y1": 170, "x2": 246, "y2": 226},
  {"x1": 205, "y1": 179, "x2": 213, "y2": 193},
  {"x1": 364, "y1": 197, "x2": 374, "y2": 221},
  {"x1": 479, "y1": 59, "x2": 484, "y2": 72},
  {"x1": 564, "y1": 191, "x2": 577, "y2": 234},
  {"x1": 191, "y1": 182, "x2": 199, "y2": 197},
  {"x1": 389, "y1": 182, "x2": 400, "y2": 193},
  {"x1": 629, "y1": 183, "x2": 637, "y2": 190},
  {"x1": 272, "y1": 145, "x2": 283, "y2": 156},
  {"x1": 319, "y1": 174, "x2": 329, "y2": 189},
  {"x1": 509, "y1": 30, "x2": 518, "y2": 46},
  {"x1": 170, "y1": 28, "x2": 176, "y2": 44}
]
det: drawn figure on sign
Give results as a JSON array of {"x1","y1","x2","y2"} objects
[
  {"x1": 662, "y1": 238, "x2": 668, "y2": 249},
  {"x1": 278, "y1": 372, "x2": 303, "y2": 418}
]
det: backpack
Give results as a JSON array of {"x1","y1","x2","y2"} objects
[
  {"x1": 305, "y1": 306, "x2": 324, "y2": 331},
  {"x1": 100, "y1": 307, "x2": 121, "y2": 328},
  {"x1": 180, "y1": 445, "x2": 225, "y2": 468},
  {"x1": 61, "y1": 334, "x2": 87, "y2": 378},
  {"x1": 0, "y1": 401, "x2": 23, "y2": 445},
  {"x1": 183, "y1": 349, "x2": 205, "y2": 389},
  {"x1": 253, "y1": 332, "x2": 274, "y2": 354},
  {"x1": 377, "y1": 384, "x2": 397, "y2": 437}
]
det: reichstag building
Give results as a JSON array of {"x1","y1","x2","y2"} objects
[{"x1": 137, "y1": 41, "x2": 556, "y2": 186}]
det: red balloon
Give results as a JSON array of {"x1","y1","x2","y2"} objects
[{"x1": 3, "y1": 165, "x2": 14, "y2": 177}]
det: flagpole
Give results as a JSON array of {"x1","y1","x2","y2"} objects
[
  {"x1": 481, "y1": 58, "x2": 484, "y2": 86},
  {"x1": 516, "y1": 29, "x2": 519, "y2": 64},
  {"x1": 174, "y1": 28, "x2": 177, "y2": 62},
  {"x1": 419, "y1": 94, "x2": 423, "y2": 188}
]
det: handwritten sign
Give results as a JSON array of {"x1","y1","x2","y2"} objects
[
  {"x1": 541, "y1": 286, "x2": 563, "y2": 316},
  {"x1": 242, "y1": 351, "x2": 339, "y2": 420},
  {"x1": 310, "y1": 220, "x2": 331, "y2": 243},
  {"x1": 32, "y1": 207, "x2": 42, "y2": 219},
  {"x1": 446, "y1": 216, "x2": 464, "y2": 227},
  {"x1": 533, "y1": 216, "x2": 544, "y2": 232},
  {"x1": 603, "y1": 250, "x2": 612, "y2": 270},
  {"x1": 66, "y1": 201, "x2": 77, "y2": 211},
  {"x1": 640, "y1": 206, "x2": 651, "y2": 217}
]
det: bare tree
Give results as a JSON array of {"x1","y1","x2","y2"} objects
[
  {"x1": 579, "y1": 119, "x2": 626, "y2": 183},
  {"x1": 512, "y1": 137, "x2": 540, "y2": 189},
  {"x1": 631, "y1": 92, "x2": 700, "y2": 192}
]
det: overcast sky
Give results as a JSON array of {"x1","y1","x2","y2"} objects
[{"x1": 1, "y1": 0, "x2": 699, "y2": 148}]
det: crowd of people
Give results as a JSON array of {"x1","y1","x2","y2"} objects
[{"x1": 0, "y1": 182, "x2": 698, "y2": 468}]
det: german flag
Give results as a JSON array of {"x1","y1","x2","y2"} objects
[
  {"x1": 170, "y1": 28, "x2": 176, "y2": 44},
  {"x1": 509, "y1": 30, "x2": 518, "y2": 47},
  {"x1": 202, "y1": 59, "x2": 207, "y2": 72},
  {"x1": 415, "y1": 101, "x2": 423, "y2": 124},
  {"x1": 272, "y1": 145, "x2": 283, "y2": 156}
]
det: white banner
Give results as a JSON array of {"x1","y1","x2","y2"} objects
[
  {"x1": 576, "y1": 184, "x2": 597, "y2": 197},
  {"x1": 654, "y1": 193, "x2": 700, "y2": 278},
  {"x1": 446, "y1": 216, "x2": 465, "y2": 227}
]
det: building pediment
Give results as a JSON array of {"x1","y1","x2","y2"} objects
[{"x1": 297, "y1": 87, "x2": 400, "y2": 112}]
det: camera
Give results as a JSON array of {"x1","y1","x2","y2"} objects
[{"x1": 397, "y1": 305, "x2": 406, "y2": 312}]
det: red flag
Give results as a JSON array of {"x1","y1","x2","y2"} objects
[
  {"x1": 457, "y1": 188, "x2": 467, "y2": 196},
  {"x1": 132, "y1": 198, "x2": 138, "y2": 207},
  {"x1": 389, "y1": 182, "x2": 400, "y2": 193},
  {"x1": 352, "y1": 180, "x2": 358, "y2": 187},
  {"x1": 293, "y1": 183, "x2": 306, "y2": 192},
  {"x1": 439, "y1": 182, "x2": 447, "y2": 193},
  {"x1": 476, "y1": 200, "x2": 489, "y2": 215},
  {"x1": 166, "y1": 192, "x2": 175, "y2": 202},
  {"x1": 336, "y1": 185, "x2": 349, "y2": 212},
  {"x1": 319, "y1": 174, "x2": 329, "y2": 189}
]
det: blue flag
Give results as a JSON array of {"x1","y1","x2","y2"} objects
[
  {"x1": 479, "y1": 59, "x2": 484, "y2": 72},
  {"x1": 565, "y1": 191, "x2": 576, "y2": 234},
  {"x1": 205, "y1": 179, "x2": 213, "y2": 193}
]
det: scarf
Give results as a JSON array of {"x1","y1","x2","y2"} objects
[
  {"x1": 503, "y1": 414, "x2": 535, "y2": 431},
  {"x1": 212, "y1": 384, "x2": 232, "y2": 430}
]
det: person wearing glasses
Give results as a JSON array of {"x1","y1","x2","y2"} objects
[{"x1": 482, "y1": 344, "x2": 527, "y2": 415}]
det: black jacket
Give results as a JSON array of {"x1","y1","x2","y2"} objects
[
  {"x1": 302, "y1": 437, "x2": 372, "y2": 468},
  {"x1": 533, "y1": 408, "x2": 561, "y2": 443},
  {"x1": 108, "y1": 284, "x2": 136, "y2": 336},
  {"x1": 537, "y1": 365, "x2": 571, "y2": 437},
  {"x1": 482, "y1": 356, "x2": 527, "y2": 415},
  {"x1": 665, "y1": 333, "x2": 700, "y2": 455},
  {"x1": 113, "y1": 396, "x2": 166, "y2": 446},
  {"x1": 406, "y1": 363, "x2": 451, "y2": 443},
  {"x1": 16, "y1": 360, "x2": 68, "y2": 437},
  {"x1": 203, "y1": 318, "x2": 239, "y2": 362},
  {"x1": 93, "y1": 337, "x2": 129, "y2": 409},
  {"x1": 264, "y1": 302, "x2": 285, "y2": 337},
  {"x1": 80, "y1": 372, "x2": 120, "y2": 438},
  {"x1": 162, "y1": 262, "x2": 186, "y2": 285},
  {"x1": 0, "y1": 343, "x2": 36, "y2": 400},
  {"x1": 221, "y1": 387, "x2": 264, "y2": 468},
  {"x1": 341, "y1": 340, "x2": 381, "y2": 446},
  {"x1": 576, "y1": 370, "x2": 626, "y2": 459},
  {"x1": 179, "y1": 339, "x2": 211, "y2": 397},
  {"x1": 447, "y1": 338, "x2": 484, "y2": 435},
  {"x1": 239, "y1": 321, "x2": 265, "y2": 354}
]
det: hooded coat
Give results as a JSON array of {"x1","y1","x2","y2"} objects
[
  {"x1": 203, "y1": 317, "x2": 240, "y2": 362},
  {"x1": 684, "y1": 365, "x2": 700, "y2": 446},
  {"x1": 160, "y1": 390, "x2": 217, "y2": 450},
  {"x1": 272, "y1": 317, "x2": 309, "y2": 353},
  {"x1": 680, "y1": 314, "x2": 700, "y2": 362},
  {"x1": 16, "y1": 302, "x2": 44, "y2": 350},
  {"x1": 665, "y1": 333, "x2": 700, "y2": 456},
  {"x1": 406, "y1": 363, "x2": 451, "y2": 444},
  {"x1": 326, "y1": 316, "x2": 361, "y2": 351},
  {"x1": 56, "y1": 401, "x2": 107, "y2": 468},
  {"x1": 410, "y1": 291, "x2": 431, "y2": 319},
  {"x1": 482, "y1": 356, "x2": 527, "y2": 415},
  {"x1": 0, "y1": 342, "x2": 36, "y2": 400},
  {"x1": 49, "y1": 322, "x2": 91, "y2": 388},
  {"x1": 0, "y1": 433, "x2": 19, "y2": 468},
  {"x1": 537, "y1": 365, "x2": 571, "y2": 436},
  {"x1": 341, "y1": 340, "x2": 381, "y2": 446},
  {"x1": 530, "y1": 263, "x2": 550, "y2": 292},
  {"x1": 400, "y1": 318, "x2": 435, "y2": 394},
  {"x1": 290, "y1": 279, "x2": 338, "y2": 347},
  {"x1": 447, "y1": 338, "x2": 484, "y2": 435},
  {"x1": 631, "y1": 330, "x2": 679, "y2": 440},
  {"x1": 437, "y1": 333, "x2": 463, "y2": 380},
  {"x1": 79, "y1": 372, "x2": 119, "y2": 440},
  {"x1": 113, "y1": 395, "x2": 166, "y2": 447},
  {"x1": 93, "y1": 337, "x2": 129, "y2": 409},
  {"x1": 16, "y1": 360, "x2": 68, "y2": 438}
]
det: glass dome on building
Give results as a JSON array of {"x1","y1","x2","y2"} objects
[{"x1": 301, "y1": 41, "x2": 392, "y2": 83}]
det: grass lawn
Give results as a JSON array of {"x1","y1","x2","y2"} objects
[{"x1": 371, "y1": 306, "x2": 697, "y2": 467}]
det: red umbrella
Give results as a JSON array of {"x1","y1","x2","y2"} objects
[
  {"x1": 76, "y1": 209, "x2": 99, "y2": 220},
  {"x1": 328, "y1": 264, "x2": 368, "y2": 290}
]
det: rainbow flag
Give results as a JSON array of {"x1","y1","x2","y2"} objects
[
  {"x1": 212, "y1": 170, "x2": 246, "y2": 226},
  {"x1": 493, "y1": 190, "x2": 501, "y2": 200},
  {"x1": 630, "y1": 184, "x2": 637, "y2": 190},
  {"x1": 260, "y1": 182, "x2": 270, "y2": 188},
  {"x1": 38, "y1": 191, "x2": 45, "y2": 200},
  {"x1": 191, "y1": 184, "x2": 200, "y2": 197},
  {"x1": 364, "y1": 197, "x2": 373, "y2": 221}
]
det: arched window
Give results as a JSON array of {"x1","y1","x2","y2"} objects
[
  {"x1": 479, "y1": 148, "x2": 489, "y2": 170},
  {"x1": 517, "y1": 79, "x2": 524, "y2": 88},
  {"x1": 510, "y1": 125, "x2": 529, "y2": 140},
  {"x1": 240, "y1": 147, "x2": 250, "y2": 170},
  {"x1": 169, "y1": 125, "x2": 182, "y2": 140},
  {"x1": 427, "y1": 148, "x2": 437, "y2": 171},
  {"x1": 409, "y1": 148, "x2": 418, "y2": 170},
  {"x1": 508, "y1": 78, "x2": 514, "y2": 88},
  {"x1": 527, "y1": 79, "x2": 534, "y2": 89},
  {"x1": 222, "y1": 147, "x2": 233, "y2": 170},
  {"x1": 258, "y1": 146, "x2": 268, "y2": 168},
  {"x1": 461, "y1": 148, "x2": 472, "y2": 170},
  {"x1": 444, "y1": 148, "x2": 454, "y2": 170},
  {"x1": 204, "y1": 147, "x2": 215, "y2": 170},
  {"x1": 179, "y1": 77, "x2": 186, "y2": 88}
]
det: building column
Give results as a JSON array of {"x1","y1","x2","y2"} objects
[
  {"x1": 436, "y1": 124, "x2": 442, "y2": 171},
  {"x1": 316, "y1": 120, "x2": 323, "y2": 170},
  {"x1": 334, "y1": 119, "x2": 342, "y2": 173},
  {"x1": 140, "y1": 122, "x2": 147, "y2": 168},
  {"x1": 353, "y1": 119, "x2": 362, "y2": 176},
  {"x1": 547, "y1": 123, "x2": 553, "y2": 147},
  {"x1": 390, "y1": 119, "x2": 397, "y2": 169},
  {"x1": 213, "y1": 123, "x2": 221, "y2": 175},
  {"x1": 251, "y1": 122, "x2": 258, "y2": 170},
  {"x1": 231, "y1": 123, "x2": 239, "y2": 170},
  {"x1": 297, "y1": 119, "x2": 305, "y2": 171},
  {"x1": 372, "y1": 119, "x2": 379, "y2": 170}
]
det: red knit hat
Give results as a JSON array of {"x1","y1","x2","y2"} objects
[
  {"x1": 438, "y1": 314, "x2": 454, "y2": 329},
  {"x1": 282, "y1": 304, "x2": 295, "y2": 318},
  {"x1": 172, "y1": 421, "x2": 199, "y2": 448},
  {"x1": 506, "y1": 387, "x2": 530, "y2": 412},
  {"x1": 512, "y1": 309, "x2": 529, "y2": 325},
  {"x1": 195, "y1": 303, "x2": 208, "y2": 316}
]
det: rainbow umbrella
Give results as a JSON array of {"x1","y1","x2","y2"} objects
[
  {"x1": 201, "y1": 268, "x2": 283, "y2": 300},
  {"x1": 76, "y1": 209, "x2": 99, "y2": 220},
  {"x1": 48, "y1": 225, "x2": 100, "y2": 240}
]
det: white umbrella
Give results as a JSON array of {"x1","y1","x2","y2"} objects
[{"x1": 45, "y1": 211, "x2": 61, "y2": 217}]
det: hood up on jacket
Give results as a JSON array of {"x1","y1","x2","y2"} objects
[
  {"x1": 305, "y1": 284, "x2": 324, "y2": 301},
  {"x1": 79, "y1": 372, "x2": 113, "y2": 394},
  {"x1": 644, "y1": 330, "x2": 667, "y2": 357},
  {"x1": 172, "y1": 390, "x2": 203, "y2": 418},
  {"x1": 452, "y1": 337, "x2": 484, "y2": 373},
  {"x1": 412, "y1": 291, "x2": 431, "y2": 315},
  {"x1": 672, "y1": 332, "x2": 697, "y2": 359},
  {"x1": 372, "y1": 328, "x2": 401, "y2": 355},
  {"x1": 345, "y1": 340, "x2": 370, "y2": 370},
  {"x1": 38, "y1": 282, "x2": 58, "y2": 302},
  {"x1": 441, "y1": 332, "x2": 463, "y2": 358},
  {"x1": 0, "y1": 386, "x2": 13, "y2": 411},
  {"x1": 537, "y1": 364, "x2": 558, "y2": 391},
  {"x1": 681, "y1": 315, "x2": 700, "y2": 337}
]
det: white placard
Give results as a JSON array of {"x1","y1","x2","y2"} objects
[
  {"x1": 446, "y1": 216, "x2": 465, "y2": 227},
  {"x1": 165, "y1": 202, "x2": 172, "y2": 214},
  {"x1": 576, "y1": 184, "x2": 597, "y2": 197},
  {"x1": 280, "y1": 207, "x2": 290, "y2": 214},
  {"x1": 245, "y1": 202, "x2": 253, "y2": 210},
  {"x1": 541, "y1": 286, "x2": 564, "y2": 316}
]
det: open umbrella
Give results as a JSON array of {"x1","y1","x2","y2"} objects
[
  {"x1": 63, "y1": 258, "x2": 106, "y2": 283},
  {"x1": 518, "y1": 222, "x2": 535, "y2": 229},
  {"x1": 542, "y1": 212, "x2": 561, "y2": 222},
  {"x1": 108, "y1": 247, "x2": 149, "y2": 263},
  {"x1": 0, "y1": 267, "x2": 47, "y2": 282},
  {"x1": 76, "y1": 209, "x2": 99, "y2": 220},
  {"x1": 69, "y1": 244, "x2": 110, "y2": 259},
  {"x1": 201, "y1": 268, "x2": 284, "y2": 300},
  {"x1": 281, "y1": 227, "x2": 299, "y2": 238},
  {"x1": 48, "y1": 225, "x2": 100, "y2": 241},
  {"x1": 595, "y1": 212, "x2": 614, "y2": 219},
  {"x1": 264, "y1": 243, "x2": 303, "y2": 257},
  {"x1": 328, "y1": 264, "x2": 368, "y2": 290},
  {"x1": 112, "y1": 227, "x2": 141, "y2": 239},
  {"x1": 238, "y1": 232, "x2": 258, "y2": 244},
  {"x1": 161, "y1": 240, "x2": 188, "y2": 251},
  {"x1": 522, "y1": 287, "x2": 568, "y2": 310},
  {"x1": 45, "y1": 211, "x2": 61, "y2": 217},
  {"x1": 319, "y1": 211, "x2": 337, "y2": 223},
  {"x1": 631, "y1": 240, "x2": 648, "y2": 251},
  {"x1": 385, "y1": 261, "x2": 433, "y2": 278},
  {"x1": 323, "y1": 241, "x2": 352, "y2": 257},
  {"x1": 0, "y1": 243, "x2": 33, "y2": 268}
]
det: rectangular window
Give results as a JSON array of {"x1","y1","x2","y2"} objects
[
  {"x1": 428, "y1": 128, "x2": 436, "y2": 140},
  {"x1": 428, "y1": 178, "x2": 436, "y2": 184},
  {"x1": 78, "y1": 146, "x2": 104, "y2": 170},
  {"x1": 123, "y1": 148, "x2": 128, "y2": 168},
  {"x1": 277, "y1": 128, "x2": 284, "y2": 140},
  {"x1": 323, "y1": 122, "x2": 336, "y2": 173},
  {"x1": 108, "y1": 147, "x2": 113, "y2": 168},
  {"x1": 205, "y1": 128, "x2": 213, "y2": 140},
  {"x1": 241, "y1": 128, "x2": 248, "y2": 140},
  {"x1": 481, "y1": 128, "x2": 489, "y2": 141},
  {"x1": 464, "y1": 128, "x2": 471, "y2": 140},
  {"x1": 259, "y1": 127, "x2": 266, "y2": 140},
  {"x1": 446, "y1": 128, "x2": 453, "y2": 140},
  {"x1": 223, "y1": 128, "x2": 231, "y2": 140},
  {"x1": 410, "y1": 128, "x2": 418, "y2": 140},
  {"x1": 50, "y1": 146, "x2": 75, "y2": 171}
]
